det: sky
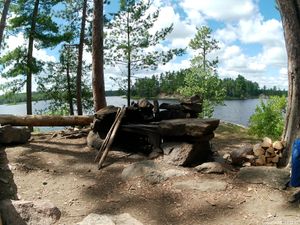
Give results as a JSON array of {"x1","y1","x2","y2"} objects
[{"x1": 1, "y1": 0, "x2": 288, "y2": 92}]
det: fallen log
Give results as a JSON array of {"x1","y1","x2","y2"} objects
[{"x1": 0, "y1": 115, "x2": 93, "y2": 126}]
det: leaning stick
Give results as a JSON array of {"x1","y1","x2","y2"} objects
[
  {"x1": 94, "y1": 107, "x2": 121, "y2": 163},
  {"x1": 98, "y1": 107, "x2": 126, "y2": 169}
]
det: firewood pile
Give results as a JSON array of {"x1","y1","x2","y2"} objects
[
  {"x1": 227, "y1": 137, "x2": 285, "y2": 167},
  {"x1": 88, "y1": 96, "x2": 221, "y2": 167},
  {"x1": 251, "y1": 137, "x2": 285, "y2": 167}
]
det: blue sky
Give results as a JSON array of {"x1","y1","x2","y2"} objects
[
  {"x1": 2, "y1": 0, "x2": 287, "y2": 91},
  {"x1": 103, "y1": 0, "x2": 287, "y2": 90}
]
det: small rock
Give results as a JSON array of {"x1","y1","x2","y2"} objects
[
  {"x1": 42, "y1": 181, "x2": 48, "y2": 185},
  {"x1": 195, "y1": 162, "x2": 227, "y2": 174},
  {"x1": 230, "y1": 144, "x2": 253, "y2": 166},
  {"x1": 144, "y1": 171, "x2": 166, "y2": 185},
  {"x1": 148, "y1": 148, "x2": 163, "y2": 159},
  {"x1": 121, "y1": 160, "x2": 156, "y2": 180},
  {"x1": 0, "y1": 199, "x2": 61, "y2": 225},
  {"x1": 77, "y1": 213, "x2": 144, "y2": 225},
  {"x1": 87, "y1": 131, "x2": 103, "y2": 150},
  {"x1": 163, "y1": 169, "x2": 189, "y2": 178}
]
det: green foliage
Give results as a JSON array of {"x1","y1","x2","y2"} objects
[
  {"x1": 189, "y1": 26, "x2": 219, "y2": 70},
  {"x1": 159, "y1": 70, "x2": 186, "y2": 95},
  {"x1": 0, "y1": 92, "x2": 47, "y2": 105},
  {"x1": 105, "y1": 0, "x2": 185, "y2": 103},
  {"x1": 222, "y1": 75, "x2": 287, "y2": 99},
  {"x1": 0, "y1": 0, "x2": 71, "y2": 96},
  {"x1": 178, "y1": 25, "x2": 225, "y2": 118},
  {"x1": 132, "y1": 75, "x2": 160, "y2": 98},
  {"x1": 37, "y1": 47, "x2": 93, "y2": 115},
  {"x1": 248, "y1": 96, "x2": 287, "y2": 140},
  {"x1": 178, "y1": 67, "x2": 225, "y2": 118}
]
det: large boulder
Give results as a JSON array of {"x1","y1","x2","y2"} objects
[
  {"x1": 162, "y1": 142, "x2": 212, "y2": 166},
  {"x1": 158, "y1": 118, "x2": 219, "y2": 137},
  {"x1": 235, "y1": 167, "x2": 290, "y2": 190},
  {"x1": 77, "y1": 213, "x2": 144, "y2": 225},
  {"x1": 0, "y1": 199, "x2": 61, "y2": 225},
  {"x1": 0, "y1": 125, "x2": 31, "y2": 145}
]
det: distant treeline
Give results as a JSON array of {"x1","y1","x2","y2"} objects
[
  {"x1": 130, "y1": 70, "x2": 287, "y2": 99},
  {"x1": 0, "y1": 92, "x2": 47, "y2": 105},
  {"x1": 0, "y1": 72, "x2": 287, "y2": 105},
  {"x1": 0, "y1": 90, "x2": 125, "y2": 105}
]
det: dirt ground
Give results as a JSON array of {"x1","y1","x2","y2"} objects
[{"x1": 1, "y1": 123, "x2": 300, "y2": 225}]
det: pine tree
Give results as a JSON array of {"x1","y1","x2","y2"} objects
[
  {"x1": 37, "y1": 46, "x2": 93, "y2": 115},
  {"x1": 105, "y1": 0, "x2": 184, "y2": 106},
  {"x1": 92, "y1": 0, "x2": 106, "y2": 111},
  {"x1": 178, "y1": 26, "x2": 225, "y2": 118},
  {"x1": 0, "y1": 0, "x2": 11, "y2": 51},
  {"x1": 0, "y1": 0, "x2": 71, "y2": 116}
]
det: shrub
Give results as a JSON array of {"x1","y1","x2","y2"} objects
[{"x1": 248, "y1": 96, "x2": 287, "y2": 140}]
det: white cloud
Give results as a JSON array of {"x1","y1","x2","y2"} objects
[
  {"x1": 260, "y1": 46, "x2": 287, "y2": 67},
  {"x1": 221, "y1": 45, "x2": 241, "y2": 60},
  {"x1": 238, "y1": 18, "x2": 284, "y2": 46},
  {"x1": 180, "y1": 0, "x2": 258, "y2": 22},
  {"x1": 215, "y1": 25, "x2": 238, "y2": 44}
]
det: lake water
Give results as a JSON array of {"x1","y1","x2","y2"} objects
[{"x1": 0, "y1": 96, "x2": 261, "y2": 127}]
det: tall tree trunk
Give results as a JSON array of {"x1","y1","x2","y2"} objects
[
  {"x1": 26, "y1": 0, "x2": 39, "y2": 117},
  {"x1": 76, "y1": 0, "x2": 87, "y2": 115},
  {"x1": 0, "y1": 0, "x2": 11, "y2": 51},
  {"x1": 127, "y1": 11, "x2": 131, "y2": 107},
  {"x1": 92, "y1": 0, "x2": 106, "y2": 111},
  {"x1": 66, "y1": 52, "x2": 74, "y2": 116},
  {"x1": 278, "y1": 0, "x2": 300, "y2": 167}
]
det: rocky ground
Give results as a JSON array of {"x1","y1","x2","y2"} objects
[{"x1": 1, "y1": 122, "x2": 300, "y2": 225}]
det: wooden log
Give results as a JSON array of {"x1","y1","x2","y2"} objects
[
  {"x1": 253, "y1": 144, "x2": 265, "y2": 156},
  {"x1": 256, "y1": 155, "x2": 266, "y2": 166},
  {"x1": 94, "y1": 108, "x2": 121, "y2": 163},
  {"x1": 272, "y1": 141, "x2": 284, "y2": 151},
  {"x1": 261, "y1": 137, "x2": 272, "y2": 148},
  {"x1": 265, "y1": 147, "x2": 276, "y2": 157},
  {"x1": 272, "y1": 155, "x2": 280, "y2": 163},
  {"x1": 0, "y1": 114, "x2": 93, "y2": 126},
  {"x1": 98, "y1": 107, "x2": 126, "y2": 169}
]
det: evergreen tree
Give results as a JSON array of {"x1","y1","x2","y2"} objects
[
  {"x1": 189, "y1": 26, "x2": 219, "y2": 71},
  {"x1": 0, "y1": 0, "x2": 11, "y2": 51},
  {"x1": 105, "y1": 0, "x2": 184, "y2": 106},
  {"x1": 0, "y1": 0, "x2": 71, "y2": 116},
  {"x1": 37, "y1": 46, "x2": 93, "y2": 115},
  {"x1": 179, "y1": 26, "x2": 225, "y2": 118},
  {"x1": 92, "y1": 0, "x2": 107, "y2": 111},
  {"x1": 133, "y1": 75, "x2": 159, "y2": 98}
]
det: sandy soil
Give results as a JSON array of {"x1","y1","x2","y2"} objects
[{"x1": 1, "y1": 123, "x2": 300, "y2": 225}]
